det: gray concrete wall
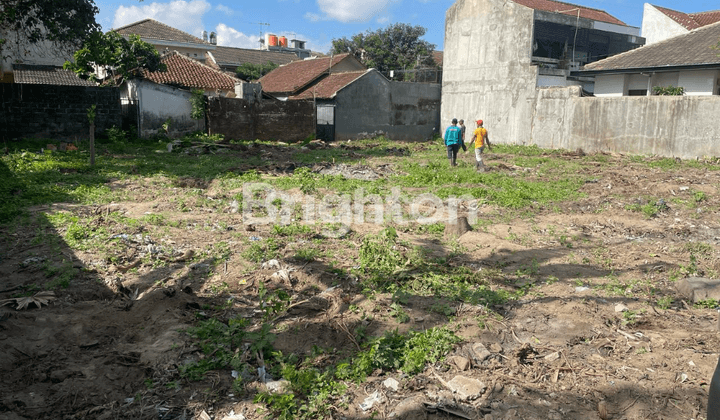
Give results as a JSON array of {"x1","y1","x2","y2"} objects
[
  {"x1": 442, "y1": 0, "x2": 538, "y2": 146},
  {"x1": 531, "y1": 86, "x2": 720, "y2": 159},
  {"x1": 207, "y1": 96, "x2": 314, "y2": 142},
  {"x1": 335, "y1": 70, "x2": 441, "y2": 141}
]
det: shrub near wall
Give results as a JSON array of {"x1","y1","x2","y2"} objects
[{"x1": 0, "y1": 84, "x2": 121, "y2": 141}]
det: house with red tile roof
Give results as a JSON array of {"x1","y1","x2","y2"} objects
[
  {"x1": 120, "y1": 51, "x2": 244, "y2": 138},
  {"x1": 642, "y1": 4, "x2": 720, "y2": 45},
  {"x1": 258, "y1": 54, "x2": 366, "y2": 100},
  {"x1": 258, "y1": 54, "x2": 441, "y2": 141},
  {"x1": 140, "y1": 51, "x2": 242, "y2": 96}
]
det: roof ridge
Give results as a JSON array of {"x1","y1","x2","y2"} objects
[
  {"x1": 538, "y1": 0, "x2": 616, "y2": 16},
  {"x1": 113, "y1": 18, "x2": 207, "y2": 44},
  {"x1": 112, "y1": 18, "x2": 153, "y2": 32}
]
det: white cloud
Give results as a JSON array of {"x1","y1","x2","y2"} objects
[
  {"x1": 113, "y1": 0, "x2": 211, "y2": 38},
  {"x1": 305, "y1": 12, "x2": 322, "y2": 22},
  {"x1": 314, "y1": 0, "x2": 393, "y2": 23},
  {"x1": 215, "y1": 4, "x2": 234, "y2": 15},
  {"x1": 215, "y1": 23, "x2": 260, "y2": 49}
]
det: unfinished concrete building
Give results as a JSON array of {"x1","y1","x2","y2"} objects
[{"x1": 441, "y1": 0, "x2": 643, "y2": 145}]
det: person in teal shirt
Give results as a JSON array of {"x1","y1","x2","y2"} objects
[{"x1": 443, "y1": 118, "x2": 462, "y2": 167}]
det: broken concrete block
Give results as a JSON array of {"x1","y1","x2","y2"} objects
[
  {"x1": 447, "y1": 375, "x2": 486, "y2": 400},
  {"x1": 614, "y1": 303, "x2": 629, "y2": 313},
  {"x1": 448, "y1": 355, "x2": 471, "y2": 371},
  {"x1": 469, "y1": 343, "x2": 491, "y2": 362},
  {"x1": 676, "y1": 277, "x2": 720, "y2": 303}
]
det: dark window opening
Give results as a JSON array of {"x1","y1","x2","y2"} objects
[{"x1": 628, "y1": 89, "x2": 647, "y2": 96}]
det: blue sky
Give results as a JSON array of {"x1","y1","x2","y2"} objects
[{"x1": 94, "y1": 0, "x2": 719, "y2": 53}]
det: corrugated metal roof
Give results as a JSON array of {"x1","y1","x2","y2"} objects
[
  {"x1": 12, "y1": 65, "x2": 97, "y2": 86},
  {"x1": 581, "y1": 20, "x2": 720, "y2": 71},
  {"x1": 512, "y1": 0, "x2": 626, "y2": 26}
]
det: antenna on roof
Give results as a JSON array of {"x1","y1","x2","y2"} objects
[{"x1": 254, "y1": 22, "x2": 270, "y2": 48}]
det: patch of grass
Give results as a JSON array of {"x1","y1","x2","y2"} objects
[
  {"x1": 242, "y1": 238, "x2": 281, "y2": 263},
  {"x1": 272, "y1": 223, "x2": 314, "y2": 237},
  {"x1": 336, "y1": 327, "x2": 462, "y2": 381},
  {"x1": 656, "y1": 296, "x2": 673, "y2": 309},
  {"x1": 694, "y1": 299, "x2": 719, "y2": 309},
  {"x1": 292, "y1": 247, "x2": 320, "y2": 262}
]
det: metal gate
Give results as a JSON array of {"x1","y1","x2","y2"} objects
[{"x1": 316, "y1": 105, "x2": 335, "y2": 142}]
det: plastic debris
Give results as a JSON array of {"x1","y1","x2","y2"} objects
[{"x1": 359, "y1": 391, "x2": 383, "y2": 411}]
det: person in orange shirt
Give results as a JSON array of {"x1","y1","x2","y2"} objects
[{"x1": 471, "y1": 119, "x2": 492, "y2": 171}]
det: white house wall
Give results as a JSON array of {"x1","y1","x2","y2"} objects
[
  {"x1": 651, "y1": 72, "x2": 680, "y2": 90},
  {"x1": 442, "y1": 0, "x2": 538, "y2": 145},
  {"x1": 125, "y1": 79, "x2": 205, "y2": 137},
  {"x1": 594, "y1": 74, "x2": 625, "y2": 97},
  {"x1": 641, "y1": 4, "x2": 688, "y2": 45},
  {"x1": 679, "y1": 70, "x2": 718, "y2": 96},
  {"x1": 0, "y1": 29, "x2": 77, "y2": 74}
]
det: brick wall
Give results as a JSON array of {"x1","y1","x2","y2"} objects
[
  {"x1": 1, "y1": 84, "x2": 121, "y2": 141},
  {"x1": 207, "y1": 97, "x2": 314, "y2": 142}
]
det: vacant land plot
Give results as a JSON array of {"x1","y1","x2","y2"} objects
[{"x1": 1, "y1": 135, "x2": 720, "y2": 420}]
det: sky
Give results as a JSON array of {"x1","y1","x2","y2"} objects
[{"x1": 93, "y1": 0, "x2": 720, "y2": 54}]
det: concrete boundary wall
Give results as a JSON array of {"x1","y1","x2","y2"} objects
[
  {"x1": 207, "y1": 97, "x2": 314, "y2": 142},
  {"x1": 531, "y1": 86, "x2": 720, "y2": 159}
]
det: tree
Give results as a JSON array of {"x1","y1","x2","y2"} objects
[
  {"x1": 0, "y1": 0, "x2": 100, "y2": 45},
  {"x1": 331, "y1": 23, "x2": 437, "y2": 79},
  {"x1": 235, "y1": 61, "x2": 278, "y2": 81},
  {"x1": 64, "y1": 31, "x2": 166, "y2": 85}
]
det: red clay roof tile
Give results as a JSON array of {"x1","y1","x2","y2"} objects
[
  {"x1": 290, "y1": 71, "x2": 368, "y2": 100},
  {"x1": 652, "y1": 5, "x2": 720, "y2": 30},
  {"x1": 512, "y1": 0, "x2": 626, "y2": 25},
  {"x1": 259, "y1": 53, "x2": 360, "y2": 95},
  {"x1": 142, "y1": 51, "x2": 241, "y2": 91},
  {"x1": 689, "y1": 10, "x2": 720, "y2": 27}
]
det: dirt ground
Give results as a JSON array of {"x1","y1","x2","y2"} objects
[{"x1": 2, "y1": 142, "x2": 720, "y2": 420}]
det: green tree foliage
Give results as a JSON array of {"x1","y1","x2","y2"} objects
[
  {"x1": 0, "y1": 0, "x2": 100, "y2": 45},
  {"x1": 652, "y1": 85, "x2": 684, "y2": 96},
  {"x1": 235, "y1": 61, "x2": 278, "y2": 81},
  {"x1": 331, "y1": 23, "x2": 436, "y2": 77},
  {"x1": 64, "y1": 31, "x2": 166, "y2": 85}
]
